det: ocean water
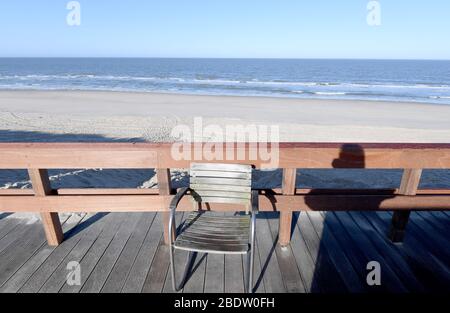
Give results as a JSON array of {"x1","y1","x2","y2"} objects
[{"x1": 1, "y1": 58, "x2": 450, "y2": 104}]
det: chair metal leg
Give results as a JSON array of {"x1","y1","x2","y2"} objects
[
  {"x1": 250, "y1": 245, "x2": 255, "y2": 293},
  {"x1": 245, "y1": 211, "x2": 256, "y2": 293},
  {"x1": 170, "y1": 246, "x2": 195, "y2": 292},
  {"x1": 245, "y1": 249, "x2": 254, "y2": 293}
]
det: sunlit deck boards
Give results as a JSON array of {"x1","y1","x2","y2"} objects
[{"x1": 0, "y1": 211, "x2": 448, "y2": 293}]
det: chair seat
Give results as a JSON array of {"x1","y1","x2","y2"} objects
[{"x1": 174, "y1": 212, "x2": 251, "y2": 254}]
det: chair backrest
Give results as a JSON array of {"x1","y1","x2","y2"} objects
[{"x1": 189, "y1": 163, "x2": 252, "y2": 206}]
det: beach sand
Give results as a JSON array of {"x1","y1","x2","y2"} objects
[{"x1": 0, "y1": 90, "x2": 449, "y2": 143}]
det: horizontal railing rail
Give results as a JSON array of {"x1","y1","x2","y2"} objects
[
  {"x1": 0, "y1": 142, "x2": 449, "y2": 246},
  {"x1": 1, "y1": 142, "x2": 450, "y2": 169}
]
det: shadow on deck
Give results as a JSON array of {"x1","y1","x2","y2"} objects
[{"x1": 0, "y1": 210, "x2": 448, "y2": 293}]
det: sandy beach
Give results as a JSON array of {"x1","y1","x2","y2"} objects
[{"x1": 0, "y1": 90, "x2": 449, "y2": 143}]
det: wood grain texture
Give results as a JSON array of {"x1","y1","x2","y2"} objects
[
  {"x1": 27, "y1": 169, "x2": 63, "y2": 246},
  {"x1": 399, "y1": 169, "x2": 423, "y2": 195},
  {"x1": 1, "y1": 194, "x2": 450, "y2": 213},
  {"x1": 389, "y1": 169, "x2": 422, "y2": 243},
  {"x1": 279, "y1": 169, "x2": 296, "y2": 246},
  {"x1": 2, "y1": 187, "x2": 450, "y2": 196},
  {"x1": 157, "y1": 168, "x2": 174, "y2": 245},
  {"x1": 1, "y1": 143, "x2": 450, "y2": 169}
]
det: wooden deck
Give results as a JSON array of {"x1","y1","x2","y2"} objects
[{"x1": 0, "y1": 210, "x2": 448, "y2": 293}]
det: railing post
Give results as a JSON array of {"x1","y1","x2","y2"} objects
[
  {"x1": 157, "y1": 168, "x2": 175, "y2": 245},
  {"x1": 389, "y1": 168, "x2": 422, "y2": 243},
  {"x1": 28, "y1": 169, "x2": 63, "y2": 246},
  {"x1": 279, "y1": 168, "x2": 296, "y2": 247}
]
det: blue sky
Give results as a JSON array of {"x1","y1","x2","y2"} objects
[{"x1": 1, "y1": 0, "x2": 450, "y2": 59}]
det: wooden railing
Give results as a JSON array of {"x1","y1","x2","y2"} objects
[{"x1": 1, "y1": 143, "x2": 450, "y2": 246}]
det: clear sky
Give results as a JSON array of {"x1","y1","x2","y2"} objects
[{"x1": 1, "y1": 0, "x2": 449, "y2": 59}]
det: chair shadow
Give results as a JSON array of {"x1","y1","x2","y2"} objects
[
  {"x1": 254, "y1": 212, "x2": 278, "y2": 291},
  {"x1": 185, "y1": 252, "x2": 207, "y2": 280}
]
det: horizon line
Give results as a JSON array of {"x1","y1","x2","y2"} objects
[{"x1": 0, "y1": 56, "x2": 449, "y2": 61}]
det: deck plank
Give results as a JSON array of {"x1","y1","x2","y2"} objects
[
  {"x1": 183, "y1": 252, "x2": 207, "y2": 293},
  {"x1": 368, "y1": 212, "x2": 450, "y2": 292},
  {"x1": 0, "y1": 217, "x2": 23, "y2": 242},
  {"x1": 429, "y1": 211, "x2": 450, "y2": 230},
  {"x1": 59, "y1": 213, "x2": 127, "y2": 293},
  {"x1": 307, "y1": 211, "x2": 366, "y2": 293},
  {"x1": 411, "y1": 212, "x2": 450, "y2": 260},
  {"x1": 254, "y1": 213, "x2": 285, "y2": 292},
  {"x1": 0, "y1": 220, "x2": 30, "y2": 255},
  {"x1": 38, "y1": 213, "x2": 113, "y2": 293},
  {"x1": 416, "y1": 212, "x2": 448, "y2": 234},
  {"x1": 0, "y1": 213, "x2": 85, "y2": 292},
  {"x1": 80, "y1": 213, "x2": 142, "y2": 293},
  {"x1": 123, "y1": 212, "x2": 164, "y2": 292},
  {"x1": 141, "y1": 236, "x2": 170, "y2": 293},
  {"x1": 204, "y1": 253, "x2": 225, "y2": 293},
  {"x1": 332, "y1": 212, "x2": 408, "y2": 292},
  {"x1": 395, "y1": 212, "x2": 450, "y2": 264},
  {"x1": 289, "y1": 212, "x2": 316, "y2": 292},
  {"x1": 266, "y1": 213, "x2": 305, "y2": 293},
  {"x1": 18, "y1": 213, "x2": 105, "y2": 293},
  {"x1": 296, "y1": 211, "x2": 348, "y2": 293},
  {"x1": 224, "y1": 254, "x2": 244, "y2": 293},
  {"x1": 101, "y1": 213, "x2": 154, "y2": 293},
  {"x1": 348, "y1": 211, "x2": 424, "y2": 292},
  {"x1": 0, "y1": 214, "x2": 70, "y2": 288},
  {"x1": 0, "y1": 216, "x2": 68, "y2": 286}
]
